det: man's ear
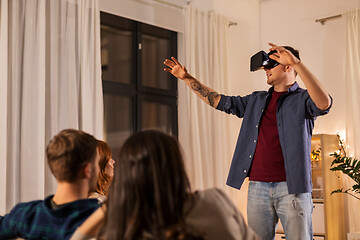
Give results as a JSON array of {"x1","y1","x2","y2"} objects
[
  {"x1": 83, "y1": 162, "x2": 92, "y2": 179},
  {"x1": 285, "y1": 65, "x2": 293, "y2": 73}
]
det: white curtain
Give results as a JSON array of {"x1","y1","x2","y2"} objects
[
  {"x1": 344, "y1": 8, "x2": 360, "y2": 233},
  {"x1": 179, "y1": 6, "x2": 248, "y2": 216},
  {"x1": 0, "y1": 0, "x2": 103, "y2": 214}
]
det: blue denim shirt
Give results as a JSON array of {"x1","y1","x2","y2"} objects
[{"x1": 216, "y1": 82, "x2": 332, "y2": 194}]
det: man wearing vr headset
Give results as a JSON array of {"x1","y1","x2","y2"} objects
[{"x1": 164, "y1": 43, "x2": 332, "y2": 240}]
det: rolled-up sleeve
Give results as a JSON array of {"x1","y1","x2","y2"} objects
[
  {"x1": 305, "y1": 94, "x2": 333, "y2": 117},
  {"x1": 216, "y1": 94, "x2": 250, "y2": 118}
]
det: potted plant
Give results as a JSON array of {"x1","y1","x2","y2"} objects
[
  {"x1": 330, "y1": 134, "x2": 360, "y2": 240},
  {"x1": 330, "y1": 134, "x2": 360, "y2": 200}
]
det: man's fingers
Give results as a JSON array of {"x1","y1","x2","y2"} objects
[
  {"x1": 163, "y1": 59, "x2": 174, "y2": 68},
  {"x1": 268, "y1": 42, "x2": 277, "y2": 47},
  {"x1": 171, "y1": 57, "x2": 182, "y2": 67},
  {"x1": 268, "y1": 43, "x2": 287, "y2": 54},
  {"x1": 269, "y1": 54, "x2": 280, "y2": 61},
  {"x1": 268, "y1": 42, "x2": 278, "y2": 51},
  {"x1": 164, "y1": 68, "x2": 172, "y2": 72}
]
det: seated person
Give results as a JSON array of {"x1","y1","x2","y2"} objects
[
  {"x1": 89, "y1": 140, "x2": 115, "y2": 203},
  {"x1": 71, "y1": 130, "x2": 260, "y2": 240},
  {"x1": 0, "y1": 129, "x2": 101, "y2": 240}
]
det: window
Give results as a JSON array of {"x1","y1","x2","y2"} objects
[{"x1": 101, "y1": 12, "x2": 178, "y2": 157}]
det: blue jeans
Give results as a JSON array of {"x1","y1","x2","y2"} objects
[{"x1": 247, "y1": 181, "x2": 313, "y2": 240}]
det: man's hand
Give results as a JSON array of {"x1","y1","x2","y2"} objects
[
  {"x1": 268, "y1": 43, "x2": 300, "y2": 66},
  {"x1": 163, "y1": 57, "x2": 189, "y2": 80}
]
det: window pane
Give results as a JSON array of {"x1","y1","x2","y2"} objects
[
  {"x1": 104, "y1": 94, "x2": 132, "y2": 158},
  {"x1": 141, "y1": 101, "x2": 172, "y2": 134},
  {"x1": 141, "y1": 34, "x2": 171, "y2": 90},
  {"x1": 101, "y1": 25, "x2": 132, "y2": 84}
]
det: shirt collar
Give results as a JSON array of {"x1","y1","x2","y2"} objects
[{"x1": 268, "y1": 82, "x2": 299, "y2": 94}]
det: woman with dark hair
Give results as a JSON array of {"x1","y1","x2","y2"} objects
[
  {"x1": 72, "y1": 130, "x2": 259, "y2": 240},
  {"x1": 88, "y1": 140, "x2": 115, "y2": 203}
]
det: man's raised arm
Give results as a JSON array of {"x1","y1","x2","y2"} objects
[
  {"x1": 164, "y1": 57, "x2": 221, "y2": 108},
  {"x1": 268, "y1": 43, "x2": 331, "y2": 110}
]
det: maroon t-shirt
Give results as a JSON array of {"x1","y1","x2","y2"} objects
[{"x1": 249, "y1": 90, "x2": 287, "y2": 182}]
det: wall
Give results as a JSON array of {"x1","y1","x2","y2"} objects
[
  {"x1": 100, "y1": 0, "x2": 184, "y2": 32},
  {"x1": 190, "y1": 0, "x2": 214, "y2": 11}
]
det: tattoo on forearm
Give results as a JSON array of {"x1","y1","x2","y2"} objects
[
  {"x1": 190, "y1": 82, "x2": 202, "y2": 91},
  {"x1": 208, "y1": 92, "x2": 219, "y2": 106},
  {"x1": 190, "y1": 81, "x2": 219, "y2": 107}
]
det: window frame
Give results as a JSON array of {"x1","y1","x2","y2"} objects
[{"x1": 100, "y1": 11, "x2": 178, "y2": 141}]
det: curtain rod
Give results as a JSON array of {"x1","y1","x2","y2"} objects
[
  {"x1": 152, "y1": 0, "x2": 238, "y2": 27},
  {"x1": 315, "y1": 14, "x2": 342, "y2": 25}
]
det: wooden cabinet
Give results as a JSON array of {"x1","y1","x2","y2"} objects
[
  {"x1": 311, "y1": 134, "x2": 346, "y2": 240},
  {"x1": 276, "y1": 134, "x2": 346, "y2": 240}
]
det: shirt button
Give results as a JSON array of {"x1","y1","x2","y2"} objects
[
  {"x1": 243, "y1": 169, "x2": 247, "y2": 173},
  {"x1": 249, "y1": 155, "x2": 252, "y2": 158},
  {"x1": 254, "y1": 140, "x2": 256, "y2": 143},
  {"x1": 256, "y1": 125, "x2": 258, "y2": 128}
]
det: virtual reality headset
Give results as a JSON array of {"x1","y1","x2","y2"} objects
[{"x1": 250, "y1": 50, "x2": 279, "y2": 72}]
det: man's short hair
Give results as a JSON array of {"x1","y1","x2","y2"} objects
[
  {"x1": 46, "y1": 129, "x2": 98, "y2": 182},
  {"x1": 283, "y1": 46, "x2": 300, "y2": 61}
]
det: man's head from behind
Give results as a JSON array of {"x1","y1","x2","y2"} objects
[{"x1": 46, "y1": 129, "x2": 98, "y2": 184}]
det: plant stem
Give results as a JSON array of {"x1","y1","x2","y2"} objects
[{"x1": 334, "y1": 192, "x2": 360, "y2": 200}]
